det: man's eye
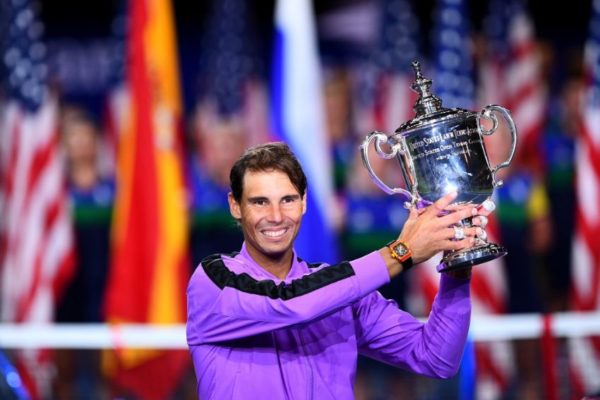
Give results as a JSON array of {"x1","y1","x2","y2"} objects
[
  {"x1": 282, "y1": 197, "x2": 298, "y2": 204},
  {"x1": 252, "y1": 199, "x2": 267, "y2": 206}
]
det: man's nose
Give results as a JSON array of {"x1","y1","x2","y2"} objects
[{"x1": 267, "y1": 204, "x2": 283, "y2": 222}]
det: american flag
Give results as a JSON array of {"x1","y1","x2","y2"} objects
[
  {"x1": 503, "y1": 0, "x2": 547, "y2": 173},
  {"x1": 355, "y1": 0, "x2": 420, "y2": 135},
  {"x1": 568, "y1": 0, "x2": 600, "y2": 395},
  {"x1": 0, "y1": 0, "x2": 75, "y2": 397},
  {"x1": 478, "y1": 0, "x2": 510, "y2": 108},
  {"x1": 478, "y1": 1, "x2": 550, "y2": 397},
  {"x1": 195, "y1": 0, "x2": 270, "y2": 147}
]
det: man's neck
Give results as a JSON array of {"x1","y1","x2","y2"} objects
[{"x1": 246, "y1": 247, "x2": 293, "y2": 280}]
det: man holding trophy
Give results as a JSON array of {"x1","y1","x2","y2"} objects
[{"x1": 186, "y1": 61, "x2": 515, "y2": 399}]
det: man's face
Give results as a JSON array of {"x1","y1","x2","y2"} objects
[{"x1": 229, "y1": 169, "x2": 306, "y2": 264}]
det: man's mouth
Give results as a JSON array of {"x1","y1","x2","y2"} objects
[{"x1": 262, "y1": 228, "x2": 288, "y2": 238}]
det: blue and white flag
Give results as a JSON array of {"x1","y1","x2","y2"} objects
[{"x1": 271, "y1": 0, "x2": 338, "y2": 264}]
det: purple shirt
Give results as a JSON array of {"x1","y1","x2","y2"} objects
[{"x1": 186, "y1": 243, "x2": 471, "y2": 399}]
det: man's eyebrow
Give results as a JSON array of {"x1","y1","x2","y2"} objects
[{"x1": 247, "y1": 196, "x2": 269, "y2": 202}]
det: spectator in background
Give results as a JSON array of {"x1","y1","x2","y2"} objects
[
  {"x1": 186, "y1": 106, "x2": 246, "y2": 268},
  {"x1": 323, "y1": 67, "x2": 356, "y2": 196},
  {"x1": 322, "y1": 66, "x2": 359, "y2": 236},
  {"x1": 489, "y1": 132, "x2": 553, "y2": 399},
  {"x1": 541, "y1": 75, "x2": 581, "y2": 312},
  {"x1": 54, "y1": 106, "x2": 115, "y2": 398}
]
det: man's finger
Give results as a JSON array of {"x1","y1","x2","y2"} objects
[
  {"x1": 442, "y1": 226, "x2": 481, "y2": 241},
  {"x1": 445, "y1": 203, "x2": 471, "y2": 212},
  {"x1": 477, "y1": 199, "x2": 496, "y2": 216},
  {"x1": 472, "y1": 215, "x2": 488, "y2": 228},
  {"x1": 438, "y1": 206, "x2": 477, "y2": 227},
  {"x1": 427, "y1": 191, "x2": 458, "y2": 215}
]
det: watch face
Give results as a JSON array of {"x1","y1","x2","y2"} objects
[{"x1": 395, "y1": 243, "x2": 409, "y2": 257}]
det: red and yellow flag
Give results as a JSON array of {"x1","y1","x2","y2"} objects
[{"x1": 103, "y1": 0, "x2": 189, "y2": 398}]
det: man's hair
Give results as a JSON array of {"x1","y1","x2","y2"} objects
[{"x1": 230, "y1": 142, "x2": 307, "y2": 202}]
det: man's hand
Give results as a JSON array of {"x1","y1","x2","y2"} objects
[
  {"x1": 379, "y1": 192, "x2": 496, "y2": 278},
  {"x1": 397, "y1": 192, "x2": 484, "y2": 265}
]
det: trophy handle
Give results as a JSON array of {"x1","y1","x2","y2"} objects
[
  {"x1": 477, "y1": 104, "x2": 518, "y2": 187},
  {"x1": 360, "y1": 131, "x2": 413, "y2": 200}
]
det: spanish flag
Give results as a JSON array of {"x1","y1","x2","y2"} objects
[{"x1": 103, "y1": 0, "x2": 189, "y2": 398}]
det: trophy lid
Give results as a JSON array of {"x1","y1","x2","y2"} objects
[{"x1": 396, "y1": 60, "x2": 471, "y2": 133}]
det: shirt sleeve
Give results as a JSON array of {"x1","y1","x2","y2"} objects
[
  {"x1": 186, "y1": 251, "x2": 390, "y2": 345},
  {"x1": 354, "y1": 273, "x2": 471, "y2": 379}
]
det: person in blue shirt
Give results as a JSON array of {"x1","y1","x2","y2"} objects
[
  {"x1": 541, "y1": 77, "x2": 580, "y2": 312},
  {"x1": 186, "y1": 110, "x2": 246, "y2": 268}
]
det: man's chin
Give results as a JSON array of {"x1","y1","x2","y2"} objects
[
  {"x1": 264, "y1": 248, "x2": 289, "y2": 259},
  {"x1": 259, "y1": 244, "x2": 293, "y2": 259}
]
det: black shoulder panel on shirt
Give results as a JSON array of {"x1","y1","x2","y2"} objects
[
  {"x1": 201, "y1": 254, "x2": 355, "y2": 300},
  {"x1": 296, "y1": 256, "x2": 323, "y2": 269}
]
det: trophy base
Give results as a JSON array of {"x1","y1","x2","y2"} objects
[{"x1": 437, "y1": 243, "x2": 507, "y2": 273}]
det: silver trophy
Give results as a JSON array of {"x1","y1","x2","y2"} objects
[{"x1": 361, "y1": 61, "x2": 517, "y2": 272}]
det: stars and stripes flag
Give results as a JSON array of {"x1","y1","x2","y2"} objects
[
  {"x1": 478, "y1": 0, "x2": 510, "y2": 111},
  {"x1": 478, "y1": 0, "x2": 546, "y2": 166},
  {"x1": 271, "y1": 0, "x2": 338, "y2": 264},
  {"x1": 0, "y1": 0, "x2": 75, "y2": 397},
  {"x1": 102, "y1": 0, "x2": 190, "y2": 398},
  {"x1": 568, "y1": 0, "x2": 600, "y2": 395},
  {"x1": 503, "y1": 0, "x2": 547, "y2": 173},
  {"x1": 473, "y1": 2, "x2": 529, "y2": 398},
  {"x1": 355, "y1": 0, "x2": 421, "y2": 136},
  {"x1": 420, "y1": 0, "x2": 512, "y2": 398}
]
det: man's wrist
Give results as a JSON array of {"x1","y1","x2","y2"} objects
[{"x1": 386, "y1": 239, "x2": 414, "y2": 271}]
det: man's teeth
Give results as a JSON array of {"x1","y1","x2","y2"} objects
[{"x1": 264, "y1": 229, "x2": 286, "y2": 237}]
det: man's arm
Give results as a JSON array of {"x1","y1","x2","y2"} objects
[
  {"x1": 354, "y1": 273, "x2": 471, "y2": 379},
  {"x1": 186, "y1": 250, "x2": 390, "y2": 345}
]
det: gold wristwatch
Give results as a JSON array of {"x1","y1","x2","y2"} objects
[{"x1": 386, "y1": 239, "x2": 414, "y2": 270}]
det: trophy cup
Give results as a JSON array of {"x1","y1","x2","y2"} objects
[{"x1": 361, "y1": 61, "x2": 517, "y2": 272}]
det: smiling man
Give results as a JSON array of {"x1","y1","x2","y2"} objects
[{"x1": 186, "y1": 142, "x2": 492, "y2": 400}]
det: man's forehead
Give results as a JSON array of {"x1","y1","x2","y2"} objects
[{"x1": 242, "y1": 170, "x2": 300, "y2": 196}]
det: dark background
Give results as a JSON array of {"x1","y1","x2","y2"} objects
[
  {"x1": 40, "y1": 0, "x2": 590, "y2": 47},
  {"x1": 38, "y1": 0, "x2": 592, "y2": 116}
]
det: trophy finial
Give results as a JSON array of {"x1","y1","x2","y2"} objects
[
  {"x1": 412, "y1": 60, "x2": 423, "y2": 80},
  {"x1": 410, "y1": 60, "x2": 443, "y2": 116}
]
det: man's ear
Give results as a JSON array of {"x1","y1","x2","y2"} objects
[
  {"x1": 302, "y1": 191, "x2": 307, "y2": 215},
  {"x1": 228, "y1": 192, "x2": 241, "y2": 219}
]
